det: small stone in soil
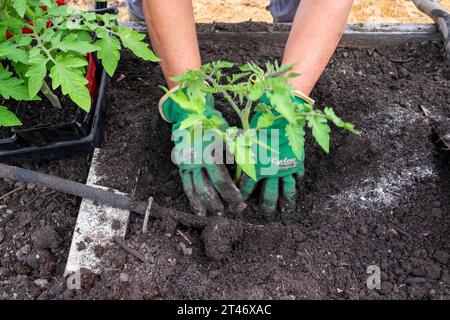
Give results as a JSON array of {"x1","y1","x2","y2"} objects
[
  {"x1": 179, "y1": 243, "x2": 192, "y2": 256},
  {"x1": 31, "y1": 226, "x2": 61, "y2": 250},
  {"x1": 34, "y1": 279, "x2": 48, "y2": 288},
  {"x1": 94, "y1": 245, "x2": 106, "y2": 258},
  {"x1": 119, "y1": 273, "x2": 130, "y2": 282},
  {"x1": 77, "y1": 241, "x2": 87, "y2": 251},
  {"x1": 111, "y1": 219, "x2": 121, "y2": 230}
]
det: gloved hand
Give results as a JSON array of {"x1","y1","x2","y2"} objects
[
  {"x1": 239, "y1": 93, "x2": 313, "y2": 221},
  {"x1": 159, "y1": 88, "x2": 246, "y2": 217}
]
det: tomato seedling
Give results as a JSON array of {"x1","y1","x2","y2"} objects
[
  {"x1": 0, "y1": 0, "x2": 158, "y2": 127},
  {"x1": 163, "y1": 61, "x2": 361, "y2": 181}
]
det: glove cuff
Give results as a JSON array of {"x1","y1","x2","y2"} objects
[
  {"x1": 293, "y1": 90, "x2": 315, "y2": 106},
  {"x1": 158, "y1": 85, "x2": 181, "y2": 123}
]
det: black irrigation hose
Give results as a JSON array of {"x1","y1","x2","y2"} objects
[
  {"x1": 95, "y1": 1, "x2": 108, "y2": 10},
  {"x1": 0, "y1": 163, "x2": 208, "y2": 229}
]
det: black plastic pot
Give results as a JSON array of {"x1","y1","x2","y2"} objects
[{"x1": 0, "y1": 7, "x2": 117, "y2": 163}]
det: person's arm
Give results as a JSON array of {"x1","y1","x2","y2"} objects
[
  {"x1": 142, "y1": 0, "x2": 201, "y2": 88},
  {"x1": 283, "y1": 0, "x2": 353, "y2": 96}
]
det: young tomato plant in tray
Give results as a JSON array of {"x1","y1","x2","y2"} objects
[
  {"x1": 0, "y1": 0, "x2": 158, "y2": 127},
  {"x1": 164, "y1": 61, "x2": 361, "y2": 181}
]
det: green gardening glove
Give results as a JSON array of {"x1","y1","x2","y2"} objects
[
  {"x1": 239, "y1": 94, "x2": 311, "y2": 221},
  {"x1": 159, "y1": 88, "x2": 246, "y2": 217}
]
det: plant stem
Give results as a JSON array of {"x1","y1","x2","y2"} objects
[
  {"x1": 32, "y1": 29, "x2": 62, "y2": 109},
  {"x1": 205, "y1": 75, "x2": 244, "y2": 121},
  {"x1": 235, "y1": 165, "x2": 242, "y2": 183},
  {"x1": 41, "y1": 81, "x2": 62, "y2": 109},
  {"x1": 242, "y1": 99, "x2": 252, "y2": 131},
  {"x1": 25, "y1": 6, "x2": 36, "y2": 20}
]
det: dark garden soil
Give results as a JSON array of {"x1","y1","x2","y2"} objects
[
  {"x1": 18, "y1": 95, "x2": 81, "y2": 129},
  {"x1": 0, "y1": 93, "x2": 82, "y2": 140},
  {"x1": 0, "y1": 156, "x2": 90, "y2": 299},
  {"x1": 1, "y1": 27, "x2": 449, "y2": 299}
]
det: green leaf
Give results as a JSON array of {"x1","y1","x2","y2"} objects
[
  {"x1": 307, "y1": 114, "x2": 331, "y2": 153},
  {"x1": 0, "y1": 42, "x2": 28, "y2": 64},
  {"x1": 254, "y1": 103, "x2": 269, "y2": 113},
  {"x1": 248, "y1": 83, "x2": 264, "y2": 101},
  {"x1": 96, "y1": 36, "x2": 121, "y2": 76},
  {"x1": 55, "y1": 34, "x2": 100, "y2": 55},
  {"x1": 285, "y1": 124, "x2": 305, "y2": 159},
  {"x1": 12, "y1": 0, "x2": 26, "y2": 17},
  {"x1": 161, "y1": 86, "x2": 205, "y2": 113},
  {"x1": 267, "y1": 90, "x2": 296, "y2": 124},
  {"x1": 25, "y1": 54, "x2": 47, "y2": 98},
  {"x1": 207, "y1": 114, "x2": 226, "y2": 129},
  {"x1": 117, "y1": 25, "x2": 159, "y2": 62},
  {"x1": 0, "y1": 71, "x2": 29, "y2": 100},
  {"x1": 226, "y1": 72, "x2": 250, "y2": 84},
  {"x1": 256, "y1": 112, "x2": 275, "y2": 129},
  {"x1": 234, "y1": 141, "x2": 256, "y2": 181},
  {"x1": 49, "y1": 55, "x2": 91, "y2": 111},
  {"x1": 178, "y1": 113, "x2": 206, "y2": 130},
  {"x1": 0, "y1": 106, "x2": 21, "y2": 127},
  {"x1": 324, "y1": 107, "x2": 362, "y2": 135}
]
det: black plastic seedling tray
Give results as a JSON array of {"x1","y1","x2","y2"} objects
[{"x1": 0, "y1": 8, "x2": 117, "y2": 163}]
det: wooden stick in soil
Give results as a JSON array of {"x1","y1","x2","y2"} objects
[
  {"x1": 412, "y1": 0, "x2": 450, "y2": 60},
  {"x1": 0, "y1": 186, "x2": 23, "y2": 201},
  {"x1": 0, "y1": 163, "x2": 208, "y2": 230},
  {"x1": 113, "y1": 236, "x2": 147, "y2": 262}
]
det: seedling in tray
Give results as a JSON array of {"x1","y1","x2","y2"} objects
[
  {"x1": 0, "y1": 0, "x2": 158, "y2": 127},
  {"x1": 164, "y1": 61, "x2": 362, "y2": 181}
]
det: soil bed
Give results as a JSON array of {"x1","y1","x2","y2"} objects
[
  {"x1": 0, "y1": 156, "x2": 90, "y2": 299},
  {"x1": 0, "y1": 94, "x2": 81, "y2": 140},
  {"x1": 86, "y1": 38, "x2": 450, "y2": 299},
  {"x1": 1, "y1": 29, "x2": 449, "y2": 300}
]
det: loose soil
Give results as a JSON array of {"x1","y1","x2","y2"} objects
[
  {"x1": 18, "y1": 95, "x2": 80, "y2": 130},
  {"x1": 1, "y1": 26, "x2": 449, "y2": 300},
  {"x1": 0, "y1": 94, "x2": 82, "y2": 140}
]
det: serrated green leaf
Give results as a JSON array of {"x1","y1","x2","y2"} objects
[
  {"x1": 0, "y1": 42, "x2": 28, "y2": 64},
  {"x1": 40, "y1": 0, "x2": 54, "y2": 8},
  {"x1": 324, "y1": 107, "x2": 362, "y2": 135},
  {"x1": 256, "y1": 112, "x2": 275, "y2": 129},
  {"x1": 179, "y1": 113, "x2": 206, "y2": 130},
  {"x1": 0, "y1": 106, "x2": 21, "y2": 127},
  {"x1": 307, "y1": 114, "x2": 330, "y2": 153},
  {"x1": 47, "y1": 5, "x2": 78, "y2": 17},
  {"x1": 12, "y1": 0, "x2": 26, "y2": 17},
  {"x1": 285, "y1": 124, "x2": 305, "y2": 159},
  {"x1": 25, "y1": 54, "x2": 47, "y2": 98},
  {"x1": 14, "y1": 35, "x2": 32, "y2": 47},
  {"x1": 49, "y1": 55, "x2": 90, "y2": 111},
  {"x1": 254, "y1": 103, "x2": 269, "y2": 113},
  {"x1": 208, "y1": 114, "x2": 226, "y2": 129},
  {"x1": 117, "y1": 25, "x2": 159, "y2": 62},
  {"x1": 226, "y1": 71, "x2": 250, "y2": 84},
  {"x1": 96, "y1": 36, "x2": 121, "y2": 77},
  {"x1": 161, "y1": 86, "x2": 205, "y2": 113},
  {"x1": 267, "y1": 90, "x2": 296, "y2": 124},
  {"x1": 54, "y1": 34, "x2": 99, "y2": 55},
  {"x1": 0, "y1": 71, "x2": 29, "y2": 100},
  {"x1": 234, "y1": 142, "x2": 256, "y2": 181}
]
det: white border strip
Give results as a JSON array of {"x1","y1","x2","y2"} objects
[{"x1": 64, "y1": 148, "x2": 131, "y2": 276}]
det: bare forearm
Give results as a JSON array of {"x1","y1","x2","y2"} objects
[
  {"x1": 143, "y1": 0, "x2": 201, "y2": 88},
  {"x1": 283, "y1": 0, "x2": 353, "y2": 96}
]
